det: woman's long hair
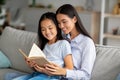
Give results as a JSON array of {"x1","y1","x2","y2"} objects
[{"x1": 56, "y1": 4, "x2": 92, "y2": 39}]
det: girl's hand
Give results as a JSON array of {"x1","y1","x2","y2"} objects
[
  {"x1": 45, "y1": 63, "x2": 67, "y2": 76},
  {"x1": 25, "y1": 58, "x2": 36, "y2": 67}
]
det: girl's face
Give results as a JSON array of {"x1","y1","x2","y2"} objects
[
  {"x1": 56, "y1": 13, "x2": 77, "y2": 34},
  {"x1": 40, "y1": 19, "x2": 57, "y2": 43}
]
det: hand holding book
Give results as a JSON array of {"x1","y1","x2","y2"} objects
[
  {"x1": 18, "y1": 43, "x2": 50, "y2": 68},
  {"x1": 24, "y1": 57, "x2": 37, "y2": 68}
]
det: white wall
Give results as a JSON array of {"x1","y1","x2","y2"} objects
[
  {"x1": 5, "y1": 0, "x2": 28, "y2": 8},
  {"x1": 28, "y1": 0, "x2": 101, "y2": 12}
]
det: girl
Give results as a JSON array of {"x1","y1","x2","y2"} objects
[
  {"x1": 5, "y1": 12, "x2": 73, "y2": 80},
  {"x1": 43, "y1": 4, "x2": 96, "y2": 80}
]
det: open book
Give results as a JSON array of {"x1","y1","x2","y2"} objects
[{"x1": 18, "y1": 43, "x2": 50, "y2": 67}]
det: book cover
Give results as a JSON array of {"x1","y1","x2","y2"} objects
[{"x1": 18, "y1": 43, "x2": 50, "y2": 67}]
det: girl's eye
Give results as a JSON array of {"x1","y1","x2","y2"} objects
[
  {"x1": 49, "y1": 27, "x2": 53, "y2": 30},
  {"x1": 63, "y1": 21, "x2": 67, "y2": 23}
]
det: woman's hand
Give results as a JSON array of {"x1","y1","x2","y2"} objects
[
  {"x1": 25, "y1": 58, "x2": 36, "y2": 67},
  {"x1": 45, "y1": 63, "x2": 67, "y2": 76},
  {"x1": 34, "y1": 64, "x2": 52, "y2": 76},
  {"x1": 34, "y1": 64, "x2": 44, "y2": 72}
]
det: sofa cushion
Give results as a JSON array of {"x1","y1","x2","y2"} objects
[
  {"x1": 0, "y1": 27, "x2": 38, "y2": 73},
  {"x1": 91, "y1": 45, "x2": 120, "y2": 80},
  {"x1": 0, "y1": 51, "x2": 11, "y2": 68}
]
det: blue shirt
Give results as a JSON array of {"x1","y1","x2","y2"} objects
[
  {"x1": 43, "y1": 40, "x2": 71, "y2": 67},
  {"x1": 66, "y1": 34, "x2": 96, "y2": 80}
]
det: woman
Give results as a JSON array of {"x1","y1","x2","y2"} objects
[{"x1": 43, "y1": 4, "x2": 96, "y2": 80}]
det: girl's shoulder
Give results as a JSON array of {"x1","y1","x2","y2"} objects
[
  {"x1": 58, "y1": 40, "x2": 69, "y2": 44},
  {"x1": 57, "y1": 40, "x2": 70, "y2": 46}
]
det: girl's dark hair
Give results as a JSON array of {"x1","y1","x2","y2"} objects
[
  {"x1": 38, "y1": 12, "x2": 63, "y2": 50},
  {"x1": 56, "y1": 4, "x2": 92, "y2": 39}
]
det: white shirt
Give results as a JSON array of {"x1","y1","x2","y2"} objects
[{"x1": 66, "y1": 34, "x2": 96, "y2": 80}]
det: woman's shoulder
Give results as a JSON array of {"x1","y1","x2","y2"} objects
[
  {"x1": 82, "y1": 35, "x2": 95, "y2": 49},
  {"x1": 73, "y1": 34, "x2": 93, "y2": 43},
  {"x1": 83, "y1": 35, "x2": 94, "y2": 43},
  {"x1": 73, "y1": 34, "x2": 95, "y2": 48}
]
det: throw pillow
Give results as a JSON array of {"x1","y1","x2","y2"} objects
[{"x1": 0, "y1": 51, "x2": 11, "y2": 68}]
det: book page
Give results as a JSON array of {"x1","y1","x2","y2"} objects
[{"x1": 28, "y1": 43, "x2": 46, "y2": 58}]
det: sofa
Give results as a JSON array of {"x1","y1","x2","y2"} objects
[{"x1": 0, "y1": 27, "x2": 120, "y2": 80}]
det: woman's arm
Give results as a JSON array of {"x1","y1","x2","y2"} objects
[
  {"x1": 44, "y1": 62, "x2": 67, "y2": 76},
  {"x1": 65, "y1": 40, "x2": 96, "y2": 79}
]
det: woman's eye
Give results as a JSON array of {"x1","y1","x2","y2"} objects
[{"x1": 41, "y1": 29, "x2": 45, "y2": 31}]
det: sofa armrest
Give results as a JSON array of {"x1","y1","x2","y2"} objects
[
  {"x1": 91, "y1": 45, "x2": 120, "y2": 80},
  {"x1": 0, "y1": 27, "x2": 38, "y2": 73}
]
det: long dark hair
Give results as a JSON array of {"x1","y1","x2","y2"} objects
[
  {"x1": 38, "y1": 12, "x2": 63, "y2": 50},
  {"x1": 56, "y1": 4, "x2": 92, "y2": 39}
]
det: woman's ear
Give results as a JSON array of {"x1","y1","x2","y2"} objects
[{"x1": 73, "y1": 16, "x2": 77, "y2": 23}]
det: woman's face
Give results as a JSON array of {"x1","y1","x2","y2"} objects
[
  {"x1": 56, "y1": 13, "x2": 77, "y2": 34},
  {"x1": 40, "y1": 19, "x2": 57, "y2": 43}
]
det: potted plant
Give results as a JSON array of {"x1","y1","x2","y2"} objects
[{"x1": 0, "y1": 0, "x2": 6, "y2": 13}]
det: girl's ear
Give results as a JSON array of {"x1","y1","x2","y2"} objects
[{"x1": 73, "y1": 16, "x2": 77, "y2": 23}]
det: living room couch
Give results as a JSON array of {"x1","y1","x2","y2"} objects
[{"x1": 0, "y1": 27, "x2": 120, "y2": 80}]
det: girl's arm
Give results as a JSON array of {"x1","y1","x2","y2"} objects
[
  {"x1": 44, "y1": 54, "x2": 73, "y2": 76},
  {"x1": 32, "y1": 54, "x2": 73, "y2": 75},
  {"x1": 25, "y1": 58, "x2": 36, "y2": 67},
  {"x1": 62, "y1": 40, "x2": 73, "y2": 69},
  {"x1": 64, "y1": 54, "x2": 73, "y2": 69}
]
